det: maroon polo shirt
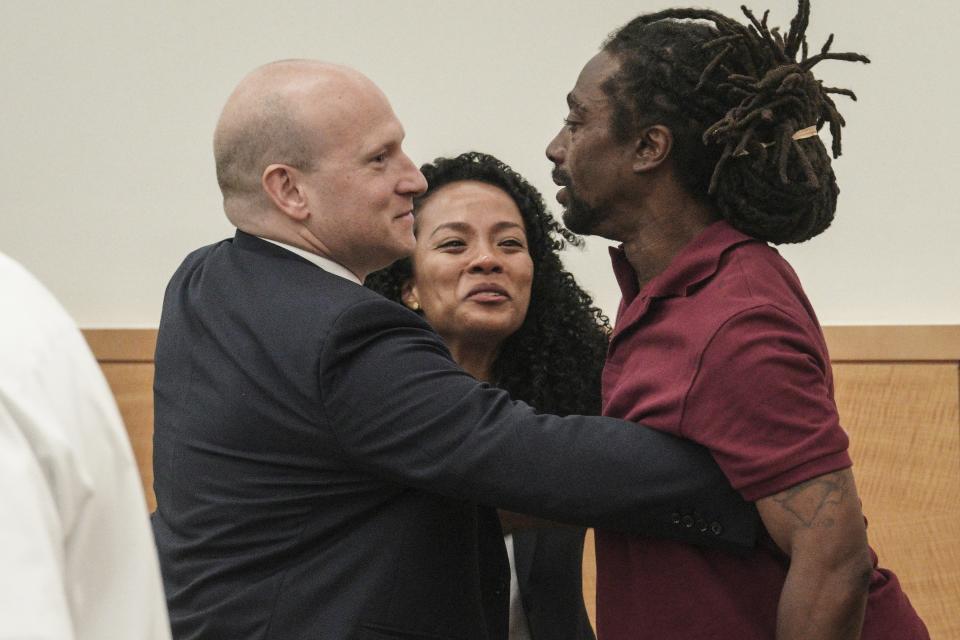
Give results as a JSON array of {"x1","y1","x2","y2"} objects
[{"x1": 596, "y1": 221, "x2": 927, "y2": 639}]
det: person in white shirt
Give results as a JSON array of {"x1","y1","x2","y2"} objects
[{"x1": 0, "y1": 252, "x2": 171, "y2": 640}]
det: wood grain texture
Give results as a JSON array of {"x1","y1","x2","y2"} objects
[
  {"x1": 80, "y1": 326, "x2": 959, "y2": 363},
  {"x1": 582, "y1": 529, "x2": 596, "y2": 631},
  {"x1": 79, "y1": 328, "x2": 959, "y2": 635},
  {"x1": 99, "y1": 362, "x2": 156, "y2": 512},
  {"x1": 83, "y1": 329, "x2": 157, "y2": 362},
  {"x1": 835, "y1": 363, "x2": 960, "y2": 639},
  {"x1": 824, "y1": 325, "x2": 960, "y2": 362}
]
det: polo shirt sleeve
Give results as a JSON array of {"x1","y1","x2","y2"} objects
[{"x1": 679, "y1": 304, "x2": 851, "y2": 502}]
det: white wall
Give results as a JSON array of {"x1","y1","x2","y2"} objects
[{"x1": 1, "y1": 0, "x2": 957, "y2": 326}]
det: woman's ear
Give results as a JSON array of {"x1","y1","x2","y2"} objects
[{"x1": 400, "y1": 279, "x2": 420, "y2": 312}]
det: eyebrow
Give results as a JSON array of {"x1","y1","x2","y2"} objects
[
  {"x1": 363, "y1": 139, "x2": 398, "y2": 157},
  {"x1": 566, "y1": 92, "x2": 587, "y2": 113},
  {"x1": 427, "y1": 220, "x2": 526, "y2": 239},
  {"x1": 362, "y1": 124, "x2": 406, "y2": 156}
]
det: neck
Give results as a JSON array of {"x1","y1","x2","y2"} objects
[
  {"x1": 444, "y1": 336, "x2": 500, "y2": 382},
  {"x1": 620, "y1": 187, "x2": 718, "y2": 291},
  {"x1": 235, "y1": 214, "x2": 367, "y2": 280},
  {"x1": 290, "y1": 226, "x2": 371, "y2": 281}
]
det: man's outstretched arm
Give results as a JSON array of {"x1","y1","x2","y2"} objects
[{"x1": 321, "y1": 296, "x2": 758, "y2": 549}]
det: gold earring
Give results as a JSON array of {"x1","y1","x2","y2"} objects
[{"x1": 408, "y1": 300, "x2": 420, "y2": 311}]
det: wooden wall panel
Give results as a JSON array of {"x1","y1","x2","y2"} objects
[
  {"x1": 824, "y1": 325, "x2": 960, "y2": 361},
  {"x1": 835, "y1": 363, "x2": 960, "y2": 639},
  {"x1": 81, "y1": 328, "x2": 960, "y2": 636},
  {"x1": 582, "y1": 529, "x2": 597, "y2": 630},
  {"x1": 84, "y1": 329, "x2": 159, "y2": 513},
  {"x1": 99, "y1": 362, "x2": 157, "y2": 512},
  {"x1": 83, "y1": 328, "x2": 157, "y2": 361}
]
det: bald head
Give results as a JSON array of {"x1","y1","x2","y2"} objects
[
  {"x1": 213, "y1": 60, "x2": 379, "y2": 220},
  {"x1": 210, "y1": 59, "x2": 426, "y2": 278}
]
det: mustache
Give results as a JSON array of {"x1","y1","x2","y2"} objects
[{"x1": 551, "y1": 167, "x2": 570, "y2": 187}]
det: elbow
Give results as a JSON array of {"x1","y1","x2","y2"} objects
[
  {"x1": 833, "y1": 545, "x2": 873, "y2": 597},
  {"x1": 849, "y1": 549, "x2": 874, "y2": 592},
  {"x1": 801, "y1": 538, "x2": 873, "y2": 598}
]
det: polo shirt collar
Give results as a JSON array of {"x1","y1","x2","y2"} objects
[
  {"x1": 256, "y1": 236, "x2": 362, "y2": 285},
  {"x1": 609, "y1": 220, "x2": 757, "y2": 302}
]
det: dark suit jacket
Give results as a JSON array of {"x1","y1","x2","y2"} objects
[
  {"x1": 152, "y1": 231, "x2": 756, "y2": 640},
  {"x1": 512, "y1": 528, "x2": 594, "y2": 640}
]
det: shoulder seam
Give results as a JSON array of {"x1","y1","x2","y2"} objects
[{"x1": 676, "y1": 303, "x2": 803, "y2": 438}]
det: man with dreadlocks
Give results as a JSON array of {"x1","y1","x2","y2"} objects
[{"x1": 546, "y1": 2, "x2": 928, "y2": 639}]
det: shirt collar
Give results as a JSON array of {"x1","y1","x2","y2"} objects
[
  {"x1": 256, "y1": 236, "x2": 362, "y2": 285},
  {"x1": 609, "y1": 220, "x2": 758, "y2": 302}
]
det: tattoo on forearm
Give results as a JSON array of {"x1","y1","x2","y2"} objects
[{"x1": 773, "y1": 473, "x2": 849, "y2": 528}]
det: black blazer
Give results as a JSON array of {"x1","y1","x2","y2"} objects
[
  {"x1": 513, "y1": 528, "x2": 595, "y2": 640},
  {"x1": 152, "y1": 231, "x2": 756, "y2": 640}
]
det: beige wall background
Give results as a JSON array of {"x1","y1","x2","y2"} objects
[{"x1": 1, "y1": 0, "x2": 957, "y2": 327}]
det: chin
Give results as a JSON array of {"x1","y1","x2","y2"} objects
[
  {"x1": 561, "y1": 194, "x2": 604, "y2": 236},
  {"x1": 562, "y1": 210, "x2": 594, "y2": 235},
  {"x1": 461, "y1": 313, "x2": 523, "y2": 343},
  {"x1": 385, "y1": 238, "x2": 417, "y2": 262}
]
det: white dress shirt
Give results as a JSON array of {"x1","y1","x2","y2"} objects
[
  {"x1": 0, "y1": 253, "x2": 171, "y2": 640},
  {"x1": 257, "y1": 236, "x2": 362, "y2": 284},
  {"x1": 505, "y1": 534, "x2": 533, "y2": 640}
]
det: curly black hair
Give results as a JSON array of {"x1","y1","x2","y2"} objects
[
  {"x1": 366, "y1": 151, "x2": 610, "y2": 416},
  {"x1": 601, "y1": 0, "x2": 869, "y2": 244}
]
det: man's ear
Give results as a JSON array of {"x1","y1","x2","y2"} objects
[
  {"x1": 262, "y1": 164, "x2": 309, "y2": 221},
  {"x1": 400, "y1": 278, "x2": 421, "y2": 311},
  {"x1": 632, "y1": 124, "x2": 673, "y2": 174}
]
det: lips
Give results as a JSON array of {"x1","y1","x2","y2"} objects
[
  {"x1": 551, "y1": 167, "x2": 570, "y2": 187},
  {"x1": 551, "y1": 167, "x2": 570, "y2": 205},
  {"x1": 466, "y1": 283, "x2": 510, "y2": 301}
]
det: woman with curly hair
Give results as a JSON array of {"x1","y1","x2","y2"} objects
[{"x1": 366, "y1": 151, "x2": 606, "y2": 640}]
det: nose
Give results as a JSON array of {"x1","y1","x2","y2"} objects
[
  {"x1": 398, "y1": 152, "x2": 428, "y2": 197},
  {"x1": 546, "y1": 128, "x2": 567, "y2": 165},
  {"x1": 467, "y1": 251, "x2": 503, "y2": 274}
]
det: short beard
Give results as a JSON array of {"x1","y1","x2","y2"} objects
[{"x1": 561, "y1": 188, "x2": 605, "y2": 236}]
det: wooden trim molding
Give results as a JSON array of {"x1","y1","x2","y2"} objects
[
  {"x1": 823, "y1": 325, "x2": 960, "y2": 362},
  {"x1": 82, "y1": 329, "x2": 158, "y2": 362},
  {"x1": 82, "y1": 326, "x2": 959, "y2": 364}
]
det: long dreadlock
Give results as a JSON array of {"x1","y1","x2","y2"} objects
[{"x1": 602, "y1": 1, "x2": 869, "y2": 243}]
